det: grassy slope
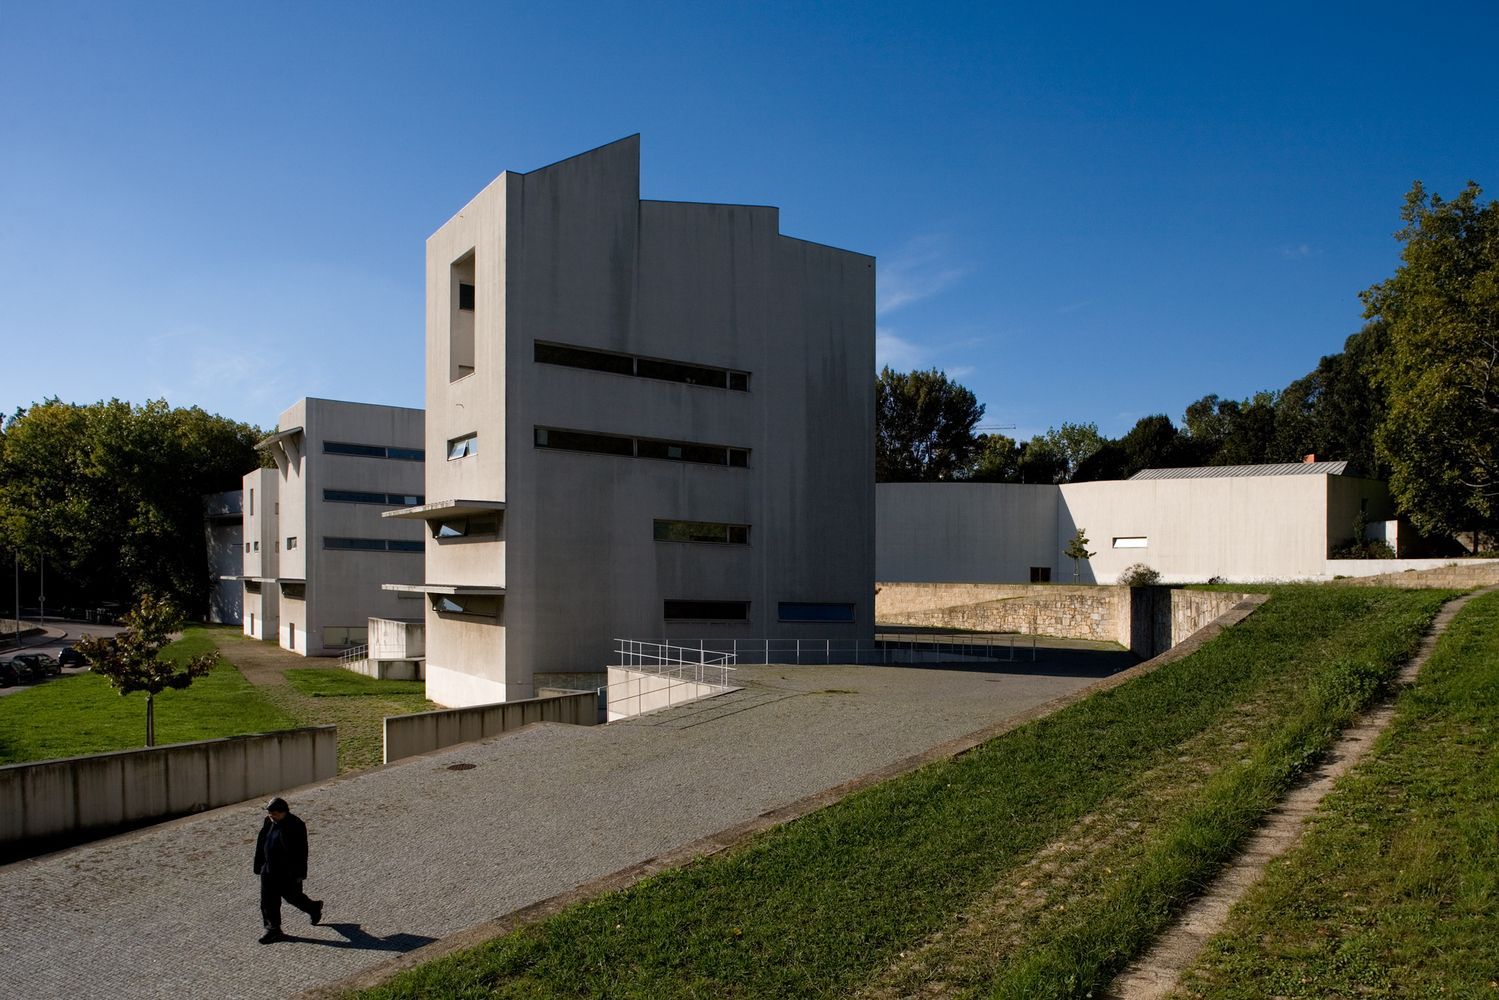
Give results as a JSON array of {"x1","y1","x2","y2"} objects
[
  {"x1": 361, "y1": 585, "x2": 1451, "y2": 1000},
  {"x1": 1176, "y1": 589, "x2": 1499, "y2": 999},
  {"x1": 0, "y1": 627, "x2": 295, "y2": 763}
]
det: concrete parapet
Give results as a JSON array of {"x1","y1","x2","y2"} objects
[
  {"x1": 383, "y1": 690, "x2": 597, "y2": 764},
  {"x1": 0, "y1": 726, "x2": 336, "y2": 861}
]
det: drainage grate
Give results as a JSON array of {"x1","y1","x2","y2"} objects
[{"x1": 446, "y1": 762, "x2": 476, "y2": 771}]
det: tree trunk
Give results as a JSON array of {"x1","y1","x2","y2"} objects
[{"x1": 146, "y1": 693, "x2": 155, "y2": 748}]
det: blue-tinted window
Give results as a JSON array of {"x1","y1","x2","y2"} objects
[
  {"x1": 325, "y1": 441, "x2": 425, "y2": 462},
  {"x1": 777, "y1": 602, "x2": 856, "y2": 623},
  {"x1": 387, "y1": 539, "x2": 424, "y2": 553}
]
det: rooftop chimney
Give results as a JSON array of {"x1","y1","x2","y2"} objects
[{"x1": 1303, "y1": 453, "x2": 1317, "y2": 464}]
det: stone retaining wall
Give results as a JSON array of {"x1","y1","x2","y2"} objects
[
  {"x1": 1338, "y1": 561, "x2": 1499, "y2": 589},
  {"x1": 877, "y1": 584, "x2": 1126, "y2": 644}
]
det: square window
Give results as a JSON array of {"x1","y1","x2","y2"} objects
[{"x1": 458, "y1": 283, "x2": 475, "y2": 310}]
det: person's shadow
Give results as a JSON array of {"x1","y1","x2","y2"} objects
[{"x1": 279, "y1": 922, "x2": 436, "y2": 953}]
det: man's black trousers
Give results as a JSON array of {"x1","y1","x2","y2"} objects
[{"x1": 260, "y1": 873, "x2": 316, "y2": 931}]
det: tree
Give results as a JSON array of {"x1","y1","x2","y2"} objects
[
  {"x1": 1365, "y1": 181, "x2": 1499, "y2": 538},
  {"x1": 75, "y1": 594, "x2": 218, "y2": 747},
  {"x1": 965, "y1": 432, "x2": 1022, "y2": 482},
  {"x1": 1063, "y1": 528, "x2": 1095, "y2": 582},
  {"x1": 876, "y1": 368, "x2": 985, "y2": 481},
  {"x1": 1072, "y1": 414, "x2": 1191, "y2": 482},
  {"x1": 1016, "y1": 422, "x2": 1106, "y2": 483},
  {"x1": 0, "y1": 399, "x2": 262, "y2": 614}
]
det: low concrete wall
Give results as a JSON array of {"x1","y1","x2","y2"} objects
[
  {"x1": 605, "y1": 667, "x2": 727, "y2": 721},
  {"x1": 877, "y1": 583, "x2": 1126, "y2": 644},
  {"x1": 384, "y1": 690, "x2": 597, "y2": 763},
  {"x1": 0, "y1": 726, "x2": 336, "y2": 859}
]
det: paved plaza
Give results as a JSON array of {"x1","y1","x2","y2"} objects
[{"x1": 1, "y1": 654, "x2": 1122, "y2": 999}]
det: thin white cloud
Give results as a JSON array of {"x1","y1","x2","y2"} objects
[
  {"x1": 876, "y1": 327, "x2": 927, "y2": 371},
  {"x1": 1056, "y1": 300, "x2": 1091, "y2": 315},
  {"x1": 1279, "y1": 243, "x2": 1314, "y2": 259},
  {"x1": 877, "y1": 234, "x2": 969, "y2": 317}
]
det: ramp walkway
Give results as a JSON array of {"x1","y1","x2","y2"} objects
[{"x1": 0, "y1": 657, "x2": 1114, "y2": 1000}]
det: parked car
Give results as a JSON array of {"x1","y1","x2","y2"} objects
[
  {"x1": 0, "y1": 660, "x2": 19, "y2": 687},
  {"x1": 12, "y1": 653, "x2": 58, "y2": 680},
  {"x1": 58, "y1": 646, "x2": 89, "y2": 668},
  {"x1": 8, "y1": 655, "x2": 39, "y2": 684}
]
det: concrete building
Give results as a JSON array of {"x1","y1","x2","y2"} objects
[
  {"x1": 390, "y1": 136, "x2": 875, "y2": 706},
  {"x1": 878, "y1": 462, "x2": 1400, "y2": 585},
  {"x1": 203, "y1": 490, "x2": 243, "y2": 625},
  {"x1": 241, "y1": 398, "x2": 426, "y2": 656}
]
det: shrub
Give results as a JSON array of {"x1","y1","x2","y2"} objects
[{"x1": 1119, "y1": 563, "x2": 1162, "y2": 587}]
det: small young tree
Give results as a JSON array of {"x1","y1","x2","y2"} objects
[
  {"x1": 1064, "y1": 528, "x2": 1096, "y2": 582},
  {"x1": 75, "y1": 594, "x2": 218, "y2": 747}
]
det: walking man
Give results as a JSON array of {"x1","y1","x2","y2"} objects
[{"x1": 253, "y1": 796, "x2": 323, "y2": 943}]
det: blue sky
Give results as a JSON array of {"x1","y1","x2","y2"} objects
[{"x1": 3, "y1": 1, "x2": 1495, "y2": 441}]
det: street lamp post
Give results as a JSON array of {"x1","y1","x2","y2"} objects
[{"x1": 38, "y1": 552, "x2": 45, "y2": 624}]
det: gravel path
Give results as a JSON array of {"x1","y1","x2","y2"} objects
[{"x1": 0, "y1": 656, "x2": 1111, "y2": 1000}]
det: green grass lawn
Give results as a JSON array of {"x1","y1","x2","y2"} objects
[
  {"x1": 359, "y1": 585, "x2": 1454, "y2": 1000},
  {"x1": 1175, "y1": 588, "x2": 1499, "y2": 999},
  {"x1": 0, "y1": 627, "x2": 295, "y2": 764},
  {"x1": 284, "y1": 668, "x2": 427, "y2": 698}
]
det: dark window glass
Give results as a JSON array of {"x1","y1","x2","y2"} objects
[
  {"x1": 387, "y1": 539, "x2": 424, "y2": 553},
  {"x1": 663, "y1": 600, "x2": 750, "y2": 621},
  {"x1": 281, "y1": 582, "x2": 306, "y2": 599},
  {"x1": 324, "y1": 537, "x2": 387, "y2": 551},
  {"x1": 431, "y1": 516, "x2": 499, "y2": 540},
  {"x1": 728, "y1": 371, "x2": 749, "y2": 391},
  {"x1": 635, "y1": 358, "x2": 728, "y2": 388},
  {"x1": 728, "y1": 449, "x2": 749, "y2": 468},
  {"x1": 458, "y1": 283, "x2": 475, "y2": 310},
  {"x1": 535, "y1": 427, "x2": 635, "y2": 456},
  {"x1": 324, "y1": 489, "x2": 387, "y2": 505},
  {"x1": 431, "y1": 594, "x2": 501, "y2": 617},
  {"x1": 778, "y1": 602, "x2": 856, "y2": 623},
  {"x1": 653, "y1": 519, "x2": 750, "y2": 544},
  {"x1": 324, "y1": 442, "x2": 424, "y2": 461},
  {"x1": 324, "y1": 441, "x2": 385, "y2": 458},
  {"x1": 244, "y1": 580, "x2": 261, "y2": 593},
  {"x1": 390, "y1": 493, "x2": 425, "y2": 506},
  {"x1": 534, "y1": 342, "x2": 634, "y2": 376},
  {"x1": 1030, "y1": 566, "x2": 1052, "y2": 583}
]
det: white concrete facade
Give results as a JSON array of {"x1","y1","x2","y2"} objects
[
  {"x1": 242, "y1": 398, "x2": 426, "y2": 656},
  {"x1": 878, "y1": 467, "x2": 1397, "y2": 585},
  {"x1": 399, "y1": 136, "x2": 876, "y2": 706}
]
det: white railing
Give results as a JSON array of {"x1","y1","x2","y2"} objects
[
  {"x1": 639, "y1": 634, "x2": 1037, "y2": 666},
  {"x1": 603, "y1": 640, "x2": 739, "y2": 720},
  {"x1": 339, "y1": 644, "x2": 369, "y2": 665}
]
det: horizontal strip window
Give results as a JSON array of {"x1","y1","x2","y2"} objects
[
  {"x1": 778, "y1": 602, "x2": 856, "y2": 623},
  {"x1": 654, "y1": 520, "x2": 749, "y2": 544},
  {"x1": 432, "y1": 515, "x2": 500, "y2": 539},
  {"x1": 324, "y1": 489, "x2": 426, "y2": 506},
  {"x1": 664, "y1": 599, "x2": 750, "y2": 622},
  {"x1": 323, "y1": 536, "x2": 425, "y2": 553},
  {"x1": 281, "y1": 582, "x2": 306, "y2": 599},
  {"x1": 432, "y1": 594, "x2": 501, "y2": 618},
  {"x1": 536, "y1": 427, "x2": 749, "y2": 468},
  {"x1": 324, "y1": 441, "x2": 425, "y2": 462},
  {"x1": 535, "y1": 340, "x2": 749, "y2": 391},
  {"x1": 244, "y1": 581, "x2": 261, "y2": 594},
  {"x1": 1112, "y1": 537, "x2": 1148, "y2": 549}
]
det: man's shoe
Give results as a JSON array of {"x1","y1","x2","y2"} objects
[
  {"x1": 259, "y1": 930, "x2": 285, "y2": 944},
  {"x1": 309, "y1": 901, "x2": 323, "y2": 926}
]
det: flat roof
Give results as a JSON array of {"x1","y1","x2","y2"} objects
[
  {"x1": 383, "y1": 499, "x2": 507, "y2": 520},
  {"x1": 1130, "y1": 461, "x2": 1351, "y2": 480}
]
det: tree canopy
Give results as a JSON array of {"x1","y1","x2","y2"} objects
[
  {"x1": 876, "y1": 367, "x2": 985, "y2": 481},
  {"x1": 0, "y1": 399, "x2": 262, "y2": 615},
  {"x1": 1365, "y1": 181, "x2": 1499, "y2": 537}
]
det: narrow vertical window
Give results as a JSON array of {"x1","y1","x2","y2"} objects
[{"x1": 451, "y1": 251, "x2": 476, "y2": 381}]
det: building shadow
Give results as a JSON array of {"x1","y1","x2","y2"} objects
[{"x1": 278, "y1": 922, "x2": 437, "y2": 953}]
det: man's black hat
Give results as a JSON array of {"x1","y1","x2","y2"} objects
[{"x1": 265, "y1": 797, "x2": 289, "y2": 813}]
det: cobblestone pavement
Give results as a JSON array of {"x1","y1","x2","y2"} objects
[{"x1": 0, "y1": 657, "x2": 1117, "y2": 1000}]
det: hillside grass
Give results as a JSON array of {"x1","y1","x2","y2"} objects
[
  {"x1": 0, "y1": 627, "x2": 295, "y2": 763},
  {"x1": 1175, "y1": 588, "x2": 1499, "y2": 999},
  {"x1": 358, "y1": 585, "x2": 1453, "y2": 1000}
]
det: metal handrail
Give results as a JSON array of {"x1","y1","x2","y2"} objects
[{"x1": 339, "y1": 644, "x2": 369, "y2": 664}]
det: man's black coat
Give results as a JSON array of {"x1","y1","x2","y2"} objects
[{"x1": 253, "y1": 813, "x2": 309, "y2": 881}]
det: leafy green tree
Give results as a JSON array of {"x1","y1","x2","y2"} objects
[
  {"x1": 1015, "y1": 422, "x2": 1106, "y2": 484},
  {"x1": 1073, "y1": 414, "x2": 1191, "y2": 482},
  {"x1": 1182, "y1": 392, "x2": 1280, "y2": 466},
  {"x1": 876, "y1": 368, "x2": 985, "y2": 481},
  {"x1": 75, "y1": 594, "x2": 219, "y2": 747},
  {"x1": 965, "y1": 432, "x2": 1022, "y2": 482},
  {"x1": 1363, "y1": 181, "x2": 1499, "y2": 539},
  {"x1": 1063, "y1": 528, "x2": 1095, "y2": 582},
  {"x1": 0, "y1": 399, "x2": 262, "y2": 614}
]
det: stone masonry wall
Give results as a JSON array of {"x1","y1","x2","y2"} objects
[
  {"x1": 877, "y1": 583, "x2": 1127, "y2": 644},
  {"x1": 1339, "y1": 562, "x2": 1499, "y2": 590}
]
